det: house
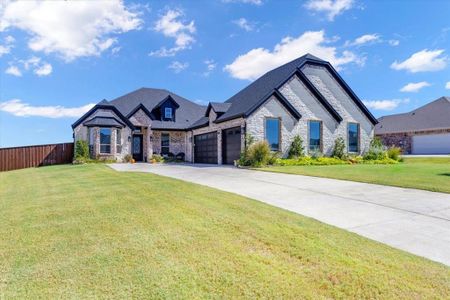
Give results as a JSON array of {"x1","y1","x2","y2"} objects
[
  {"x1": 72, "y1": 54, "x2": 378, "y2": 164},
  {"x1": 375, "y1": 97, "x2": 450, "y2": 154}
]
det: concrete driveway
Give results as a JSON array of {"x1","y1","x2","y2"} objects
[{"x1": 109, "y1": 163, "x2": 450, "y2": 266}]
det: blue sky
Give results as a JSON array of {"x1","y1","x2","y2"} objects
[{"x1": 0, "y1": 0, "x2": 449, "y2": 147}]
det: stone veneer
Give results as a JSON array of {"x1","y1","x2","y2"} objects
[
  {"x1": 74, "y1": 108, "x2": 132, "y2": 161},
  {"x1": 246, "y1": 65, "x2": 374, "y2": 157},
  {"x1": 376, "y1": 128, "x2": 450, "y2": 154}
]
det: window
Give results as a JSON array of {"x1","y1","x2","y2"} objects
[
  {"x1": 265, "y1": 118, "x2": 280, "y2": 151},
  {"x1": 161, "y1": 133, "x2": 170, "y2": 155},
  {"x1": 100, "y1": 128, "x2": 111, "y2": 154},
  {"x1": 309, "y1": 120, "x2": 321, "y2": 151},
  {"x1": 348, "y1": 123, "x2": 359, "y2": 153},
  {"x1": 116, "y1": 128, "x2": 122, "y2": 153},
  {"x1": 164, "y1": 107, "x2": 172, "y2": 119}
]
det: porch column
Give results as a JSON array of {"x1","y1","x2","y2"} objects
[{"x1": 217, "y1": 130, "x2": 222, "y2": 165}]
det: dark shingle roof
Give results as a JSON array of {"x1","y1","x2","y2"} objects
[
  {"x1": 107, "y1": 88, "x2": 206, "y2": 129},
  {"x1": 375, "y1": 97, "x2": 450, "y2": 134},
  {"x1": 83, "y1": 116, "x2": 125, "y2": 128},
  {"x1": 216, "y1": 54, "x2": 323, "y2": 122},
  {"x1": 210, "y1": 102, "x2": 231, "y2": 113}
]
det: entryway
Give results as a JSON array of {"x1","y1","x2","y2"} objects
[{"x1": 132, "y1": 135, "x2": 143, "y2": 161}]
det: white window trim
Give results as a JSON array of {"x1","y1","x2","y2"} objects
[{"x1": 165, "y1": 107, "x2": 172, "y2": 119}]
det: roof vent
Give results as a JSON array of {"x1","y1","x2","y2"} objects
[{"x1": 412, "y1": 112, "x2": 415, "y2": 115}]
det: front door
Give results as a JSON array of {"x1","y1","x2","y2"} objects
[{"x1": 132, "y1": 135, "x2": 143, "y2": 161}]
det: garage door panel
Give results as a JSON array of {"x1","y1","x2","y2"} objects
[
  {"x1": 194, "y1": 132, "x2": 218, "y2": 164},
  {"x1": 223, "y1": 127, "x2": 242, "y2": 165},
  {"x1": 412, "y1": 133, "x2": 450, "y2": 154}
]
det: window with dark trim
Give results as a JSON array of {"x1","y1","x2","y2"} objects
[
  {"x1": 265, "y1": 118, "x2": 280, "y2": 151},
  {"x1": 161, "y1": 133, "x2": 170, "y2": 155},
  {"x1": 348, "y1": 123, "x2": 359, "y2": 153},
  {"x1": 116, "y1": 128, "x2": 122, "y2": 153},
  {"x1": 100, "y1": 128, "x2": 111, "y2": 154},
  {"x1": 308, "y1": 120, "x2": 321, "y2": 151},
  {"x1": 164, "y1": 107, "x2": 172, "y2": 119}
]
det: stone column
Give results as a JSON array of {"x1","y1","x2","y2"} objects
[{"x1": 217, "y1": 130, "x2": 222, "y2": 165}]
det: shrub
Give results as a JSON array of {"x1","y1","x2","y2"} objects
[
  {"x1": 364, "y1": 137, "x2": 387, "y2": 160},
  {"x1": 124, "y1": 154, "x2": 132, "y2": 163},
  {"x1": 238, "y1": 134, "x2": 256, "y2": 166},
  {"x1": 152, "y1": 154, "x2": 164, "y2": 162},
  {"x1": 288, "y1": 135, "x2": 305, "y2": 158},
  {"x1": 268, "y1": 151, "x2": 280, "y2": 165},
  {"x1": 310, "y1": 148, "x2": 323, "y2": 159},
  {"x1": 246, "y1": 141, "x2": 271, "y2": 167},
  {"x1": 275, "y1": 156, "x2": 349, "y2": 166},
  {"x1": 74, "y1": 140, "x2": 89, "y2": 161},
  {"x1": 387, "y1": 147, "x2": 402, "y2": 161},
  {"x1": 332, "y1": 137, "x2": 347, "y2": 159}
]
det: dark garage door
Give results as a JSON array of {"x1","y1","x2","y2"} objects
[
  {"x1": 194, "y1": 132, "x2": 218, "y2": 164},
  {"x1": 223, "y1": 127, "x2": 241, "y2": 165}
]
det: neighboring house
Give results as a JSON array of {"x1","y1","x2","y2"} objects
[
  {"x1": 72, "y1": 54, "x2": 377, "y2": 164},
  {"x1": 375, "y1": 97, "x2": 450, "y2": 154}
]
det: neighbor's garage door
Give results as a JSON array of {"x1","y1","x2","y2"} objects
[
  {"x1": 194, "y1": 132, "x2": 218, "y2": 164},
  {"x1": 412, "y1": 133, "x2": 450, "y2": 154},
  {"x1": 223, "y1": 127, "x2": 242, "y2": 165}
]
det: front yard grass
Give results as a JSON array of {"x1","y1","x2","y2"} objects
[
  {"x1": 259, "y1": 157, "x2": 450, "y2": 193},
  {"x1": 1, "y1": 164, "x2": 449, "y2": 298}
]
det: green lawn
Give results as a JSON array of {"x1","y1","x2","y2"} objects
[
  {"x1": 259, "y1": 157, "x2": 450, "y2": 193},
  {"x1": 1, "y1": 165, "x2": 449, "y2": 299}
]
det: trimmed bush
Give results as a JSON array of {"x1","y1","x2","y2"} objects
[
  {"x1": 332, "y1": 137, "x2": 346, "y2": 159},
  {"x1": 387, "y1": 147, "x2": 401, "y2": 161},
  {"x1": 288, "y1": 135, "x2": 305, "y2": 158}
]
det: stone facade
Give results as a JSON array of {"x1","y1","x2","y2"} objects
[
  {"x1": 246, "y1": 68, "x2": 374, "y2": 157},
  {"x1": 74, "y1": 109, "x2": 132, "y2": 161},
  {"x1": 377, "y1": 128, "x2": 450, "y2": 154}
]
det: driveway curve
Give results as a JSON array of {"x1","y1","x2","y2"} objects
[{"x1": 109, "y1": 163, "x2": 450, "y2": 266}]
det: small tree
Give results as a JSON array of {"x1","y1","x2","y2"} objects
[
  {"x1": 332, "y1": 137, "x2": 346, "y2": 159},
  {"x1": 288, "y1": 135, "x2": 304, "y2": 158}
]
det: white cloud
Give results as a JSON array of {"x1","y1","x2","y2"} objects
[
  {"x1": 445, "y1": 81, "x2": 450, "y2": 89},
  {"x1": 304, "y1": 0, "x2": 354, "y2": 21},
  {"x1": 222, "y1": 0, "x2": 263, "y2": 5},
  {"x1": 0, "y1": 0, "x2": 142, "y2": 61},
  {"x1": 224, "y1": 30, "x2": 363, "y2": 80},
  {"x1": 203, "y1": 59, "x2": 217, "y2": 76},
  {"x1": 399, "y1": 81, "x2": 430, "y2": 93},
  {"x1": 232, "y1": 18, "x2": 255, "y2": 32},
  {"x1": 34, "y1": 62, "x2": 52, "y2": 76},
  {"x1": 345, "y1": 34, "x2": 380, "y2": 47},
  {"x1": 388, "y1": 39, "x2": 399, "y2": 46},
  {"x1": 5, "y1": 65, "x2": 21, "y2": 76},
  {"x1": 150, "y1": 9, "x2": 196, "y2": 57},
  {"x1": 168, "y1": 61, "x2": 189, "y2": 73},
  {"x1": 5, "y1": 56, "x2": 52, "y2": 77},
  {"x1": 0, "y1": 34, "x2": 15, "y2": 57},
  {"x1": 391, "y1": 49, "x2": 447, "y2": 73},
  {"x1": 0, "y1": 99, "x2": 95, "y2": 118},
  {"x1": 111, "y1": 46, "x2": 121, "y2": 55},
  {"x1": 363, "y1": 98, "x2": 409, "y2": 111}
]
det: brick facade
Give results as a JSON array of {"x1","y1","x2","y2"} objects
[{"x1": 376, "y1": 128, "x2": 450, "y2": 154}]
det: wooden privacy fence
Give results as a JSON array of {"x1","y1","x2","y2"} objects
[{"x1": 0, "y1": 142, "x2": 74, "y2": 172}]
